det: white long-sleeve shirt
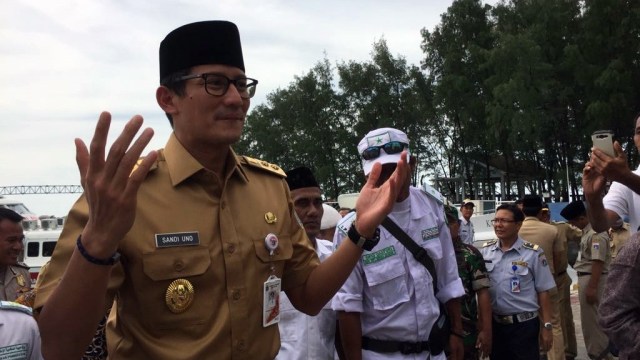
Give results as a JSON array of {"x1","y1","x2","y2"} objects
[{"x1": 276, "y1": 239, "x2": 336, "y2": 360}]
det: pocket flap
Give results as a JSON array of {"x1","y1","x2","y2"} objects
[{"x1": 143, "y1": 246, "x2": 211, "y2": 281}]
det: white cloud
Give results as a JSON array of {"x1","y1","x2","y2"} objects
[{"x1": 1, "y1": 0, "x2": 494, "y2": 216}]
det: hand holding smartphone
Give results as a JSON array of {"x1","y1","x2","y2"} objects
[{"x1": 591, "y1": 130, "x2": 615, "y2": 157}]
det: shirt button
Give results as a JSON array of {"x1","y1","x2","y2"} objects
[
  {"x1": 237, "y1": 340, "x2": 246, "y2": 351},
  {"x1": 232, "y1": 290, "x2": 241, "y2": 301},
  {"x1": 174, "y1": 260, "x2": 184, "y2": 272},
  {"x1": 228, "y1": 244, "x2": 236, "y2": 254}
]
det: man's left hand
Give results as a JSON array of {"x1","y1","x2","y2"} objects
[
  {"x1": 539, "y1": 327, "x2": 553, "y2": 352},
  {"x1": 447, "y1": 334, "x2": 463, "y2": 360},
  {"x1": 586, "y1": 285, "x2": 599, "y2": 305}
]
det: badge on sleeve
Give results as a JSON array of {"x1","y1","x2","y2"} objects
[
  {"x1": 593, "y1": 242, "x2": 600, "y2": 251},
  {"x1": 263, "y1": 275, "x2": 281, "y2": 327}
]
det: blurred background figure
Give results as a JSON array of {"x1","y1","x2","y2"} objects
[
  {"x1": 608, "y1": 218, "x2": 631, "y2": 260},
  {"x1": 319, "y1": 204, "x2": 341, "y2": 242},
  {"x1": 0, "y1": 208, "x2": 30, "y2": 302}
]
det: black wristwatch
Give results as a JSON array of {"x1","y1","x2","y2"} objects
[{"x1": 347, "y1": 222, "x2": 380, "y2": 251}]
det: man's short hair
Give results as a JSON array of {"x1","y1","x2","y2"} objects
[
  {"x1": 496, "y1": 203, "x2": 525, "y2": 223},
  {"x1": 0, "y1": 208, "x2": 23, "y2": 223},
  {"x1": 521, "y1": 195, "x2": 543, "y2": 216}
]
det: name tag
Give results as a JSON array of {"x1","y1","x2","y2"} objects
[{"x1": 155, "y1": 232, "x2": 200, "y2": 248}]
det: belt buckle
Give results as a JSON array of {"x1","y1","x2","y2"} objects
[
  {"x1": 516, "y1": 312, "x2": 534, "y2": 322},
  {"x1": 400, "y1": 342, "x2": 415, "y2": 354},
  {"x1": 500, "y1": 315, "x2": 513, "y2": 324}
]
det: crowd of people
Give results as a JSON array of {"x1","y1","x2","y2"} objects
[{"x1": 1, "y1": 19, "x2": 639, "y2": 360}]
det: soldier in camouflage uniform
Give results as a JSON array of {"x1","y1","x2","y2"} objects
[{"x1": 444, "y1": 205, "x2": 492, "y2": 359}]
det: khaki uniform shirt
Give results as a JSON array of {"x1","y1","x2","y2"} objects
[
  {"x1": 0, "y1": 264, "x2": 30, "y2": 301},
  {"x1": 609, "y1": 223, "x2": 631, "y2": 259},
  {"x1": 519, "y1": 217, "x2": 562, "y2": 275},
  {"x1": 552, "y1": 222, "x2": 581, "y2": 271},
  {"x1": 574, "y1": 224, "x2": 610, "y2": 273},
  {"x1": 34, "y1": 134, "x2": 320, "y2": 359}
]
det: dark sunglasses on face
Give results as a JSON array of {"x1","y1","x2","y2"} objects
[{"x1": 361, "y1": 141, "x2": 408, "y2": 160}]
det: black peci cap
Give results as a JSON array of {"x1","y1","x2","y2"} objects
[
  {"x1": 285, "y1": 167, "x2": 319, "y2": 191},
  {"x1": 159, "y1": 20, "x2": 245, "y2": 82},
  {"x1": 560, "y1": 200, "x2": 586, "y2": 221}
]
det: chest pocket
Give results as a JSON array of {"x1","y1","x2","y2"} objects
[
  {"x1": 363, "y1": 251, "x2": 410, "y2": 310},
  {"x1": 140, "y1": 246, "x2": 214, "y2": 329},
  {"x1": 511, "y1": 265, "x2": 529, "y2": 277}
]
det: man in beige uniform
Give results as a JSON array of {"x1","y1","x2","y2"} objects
[
  {"x1": 35, "y1": 21, "x2": 409, "y2": 360},
  {"x1": 608, "y1": 218, "x2": 631, "y2": 259},
  {"x1": 0, "y1": 208, "x2": 31, "y2": 302},
  {"x1": 549, "y1": 219, "x2": 582, "y2": 360},
  {"x1": 518, "y1": 195, "x2": 564, "y2": 360},
  {"x1": 561, "y1": 200, "x2": 613, "y2": 360}
]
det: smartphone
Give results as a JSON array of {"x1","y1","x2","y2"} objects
[{"x1": 591, "y1": 130, "x2": 615, "y2": 157}]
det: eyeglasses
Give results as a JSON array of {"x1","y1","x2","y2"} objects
[
  {"x1": 361, "y1": 141, "x2": 408, "y2": 160},
  {"x1": 175, "y1": 73, "x2": 258, "y2": 99},
  {"x1": 490, "y1": 218, "x2": 516, "y2": 225}
]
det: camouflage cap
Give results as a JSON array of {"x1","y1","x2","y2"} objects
[{"x1": 444, "y1": 204, "x2": 459, "y2": 223}]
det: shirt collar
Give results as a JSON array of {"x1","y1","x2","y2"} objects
[{"x1": 163, "y1": 133, "x2": 248, "y2": 186}]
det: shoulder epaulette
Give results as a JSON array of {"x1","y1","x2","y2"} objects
[
  {"x1": 15, "y1": 262, "x2": 29, "y2": 270},
  {"x1": 0, "y1": 301, "x2": 33, "y2": 316},
  {"x1": 483, "y1": 240, "x2": 497, "y2": 247},
  {"x1": 241, "y1": 156, "x2": 286, "y2": 177},
  {"x1": 131, "y1": 156, "x2": 159, "y2": 175},
  {"x1": 420, "y1": 183, "x2": 444, "y2": 205},
  {"x1": 523, "y1": 241, "x2": 539, "y2": 251}
]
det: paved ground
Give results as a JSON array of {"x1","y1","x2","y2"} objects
[{"x1": 571, "y1": 289, "x2": 588, "y2": 359}]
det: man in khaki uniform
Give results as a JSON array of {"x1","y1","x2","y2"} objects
[
  {"x1": 0, "y1": 208, "x2": 31, "y2": 302},
  {"x1": 608, "y1": 218, "x2": 631, "y2": 259},
  {"x1": 35, "y1": 21, "x2": 410, "y2": 360},
  {"x1": 561, "y1": 200, "x2": 613, "y2": 360},
  {"x1": 550, "y1": 219, "x2": 581, "y2": 360},
  {"x1": 518, "y1": 195, "x2": 564, "y2": 360}
]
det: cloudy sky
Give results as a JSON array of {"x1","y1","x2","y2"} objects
[{"x1": 1, "y1": 0, "x2": 494, "y2": 217}]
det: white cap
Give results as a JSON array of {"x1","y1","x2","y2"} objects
[
  {"x1": 357, "y1": 127, "x2": 410, "y2": 175},
  {"x1": 321, "y1": 204, "x2": 342, "y2": 230}
]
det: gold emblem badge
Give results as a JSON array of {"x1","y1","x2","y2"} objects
[
  {"x1": 264, "y1": 212, "x2": 278, "y2": 224},
  {"x1": 16, "y1": 274, "x2": 26, "y2": 287},
  {"x1": 165, "y1": 279, "x2": 195, "y2": 313}
]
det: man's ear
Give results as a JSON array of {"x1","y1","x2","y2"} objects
[{"x1": 156, "y1": 86, "x2": 178, "y2": 115}]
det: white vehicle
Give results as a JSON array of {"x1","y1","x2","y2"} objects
[{"x1": 21, "y1": 218, "x2": 63, "y2": 286}]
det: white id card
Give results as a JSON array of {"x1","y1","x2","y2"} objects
[{"x1": 263, "y1": 275, "x2": 281, "y2": 327}]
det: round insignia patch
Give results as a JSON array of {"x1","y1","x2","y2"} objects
[{"x1": 165, "y1": 279, "x2": 195, "y2": 313}]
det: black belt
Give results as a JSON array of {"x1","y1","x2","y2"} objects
[
  {"x1": 493, "y1": 311, "x2": 538, "y2": 325},
  {"x1": 362, "y1": 336, "x2": 429, "y2": 354},
  {"x1": 577, "y1": 271, "x2": 608, "y2": 276}
]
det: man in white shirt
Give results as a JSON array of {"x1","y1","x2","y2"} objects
[
  {"x1": 459, "y1": 199, "x2": 475, "y2": 245},
  {"x1": 0, "y1": 301, "x2": 43, "y2": 360},
  {"x1": 332, "y1": 128, "x2": 464, "y2": 360},
  {"x1": 277, "y1": 166, "x2": 338, "y2": 360}
]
